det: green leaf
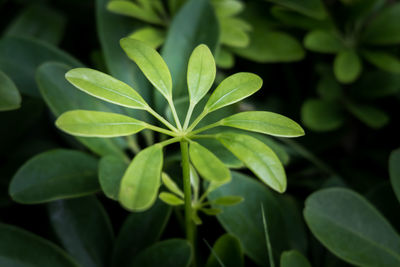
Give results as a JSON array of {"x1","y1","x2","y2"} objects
[
  {"x1": 65, "y1": 68, "x2": 149, "y2": 109},
  {"x1": 206, "y1": 234, "x2": 244, "y2": 267},
  {"x1": 211, "y1": 0, "x2": 244, "y2": 17},
  {"x1": 345, "y1": 102, "x2": 389, "y2": 128},
  {"x1": 201, "y1": 208, "x2": 223, "y2": 215},
  {"x1": 119, "y1": 144, "x2": 163, "y2": 211},
  {"x1": 56, "y1": 110, "x2": 147, "y2": 137},
  {"x1": 159, "y1": 192, "x2": 184, "y2": 206},
  {"x1": 333, "y1": 50, "x2": 362, "y2": 84},
  {"x1": 389, "y1": 148, "x2": 400, "y2": 205},
  {"x1": 0, "y1": 223, "x2": 78, "y2": 267},
  {"x1": 271, "y1": 6, "x2": 332, "y2": 30},
  {"x1": 362, "y1": 50, "x2": 400, "y2": 74},
  {"x1": 129, "y1": 26, "x2": 166, "y2": 49},
  {"x1": 196, "y1": 138, "x2": 243, "y2": 168},
  {"x1": 316, "y1": 74, "x2": 343, "y2": 101},
  {"x1": 112, "y1": 201, "x2": 171, "y2": 267},
  {"x1": 220, "y1": 111, "x2": 304, "y2": 137},
  {"x1": 99, "y1": 155, "x2": 127, "y2": 200},
  {"x1": 132, "y1": 239, "x2": 192, "y2": 267},
  {"x1": 9, "y1": 149, "x2": 99, "y2": 204},
  {"x1": 107, "y1": 0, "x2": 164, "y2": 25},
  {"x1": 304, "y1": 188, "x2": 400, "y2": 266},
  {"x1": 352, "y1": 70, "x2": 400, "y2": 99},
  {"x1": 205, "y1": 73, "x2": 262, "y2": 113},
  {"x1": 301, "y1": 99, "x2": 345, "y2": 132},
  {"x1": 216, "y1": 132, "x2": 286, "y2": 193},
  {"x1": 0, "y1": 70, "x2": 21, "y2": 111},
  {"x1": 212, "y1": 195, "x2": 243, "y2": 206},
  {"x1": 162, "y1": 172, "x2": 184, "y2": 198},
  {"x1": 120, "y1": 38, "x2": 172, "y2": 101},
  {"x1": 280, "y1": 250, "x2": 311, "y2": 267},
  {"x1": 265, "y1": 0, "x2": 327, "y2": 19},
  {"x1": 220, "y1": 17, "x2": 251, "y2": 48},
  {"x1": 189, "y1": 141, "x2": 231, "y2": 183},
  {"x1": 362, "y1": 3, "x2": 400, "y2": 45},
  {"x1": 47, "y1": 196, "x2": 114, "y2": 267},
  {"x1": 187, "y1": 44, "x2": 216, "y2": 105},
  {"x1": 304, "y1": 30, "x2": 343, "y2": 53},
  {"x1": 216, "y1": 48, "x2": 235, "y2": 69}
]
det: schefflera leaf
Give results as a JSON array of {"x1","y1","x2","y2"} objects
[
  {"x1": 187, "y1": 44, "x2": 216, "y2": 105},
  {"x1": 56, "y1": 110, "x2": 147, "y2": 137},
  {"x1": 219, "y1": 111, "x2": 304, "y2": 137},
  {"x1": 205, "y1": 73, "x2": 262, "y2": 113},
  {"x1": 119, "y1": 144, "x2": 163, "y2": 211},
  {"x1": 216, "y1": 132, "x2": 286, "y2": 193},
  {"x1": 189, "y1": 141, "x2": 231, "y2": 183},
  {"x1": 65, "y1": 68, "x2": 149, "y2": 110}
]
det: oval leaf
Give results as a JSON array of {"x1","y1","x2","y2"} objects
[
  {"x1": 389, "y1": 148, "x2": 400, "y2": 205},
  {"x1": 333, "y1": 50, "x2": 362, "y2": 84},
  {"x1": 99, "y1": 155, "x2": 127, "y2": 200},
  {"x1": 162, "y1": 172, "x2": 184, "y2": 198},
  {"x1": 56, "y1": 110, "x2": 147, "y2": 137},
  {"x1": 0, "y1": 70, "x2": 21, "y2": 111},
  {"x1": 216, "y1": 132, "x2": 286, "y2": 193},
  {"x1": 119, "y1": 144, "x2": 163, "y2": 211},
  {"x1": 304, "y1": 30, "x2": 343, "y2": 54},
  {"x1": 120, "y1": 38, "x2": 172, "y2": 100},
  {"x1": 159, "y1": 192, "x2": 184, "y2": 206},
  {"x1": 304, "y1": 188, "x2": 400, "y2": 266},
  {"x1": 9, "y1": 149, "x2": 99, "y2": 204},
  {"x1": 206, "y1": 234, "x2": 244, "y2": 267},
  {"x1": 280, "y1": 250, "x2": 311, "y2": 267},
  {"x1": 189, "y1": 141, "x2": 231, "y2": 183},
  {"x1": 220, "y1": 111, "x2": 304, "y2": 137},
  {"x1": 65, "y1": 68, "x2": 149, "y2": 109},
  {"x1": 205, "y1": 73, "x2": 262, "y2": 113},
  {"x1": 362, "y1": 50, "x2": 400, "y2": 74},
  {"x1": 345, "y1": 102, "x2": 389, "y2": 129},
  {"x1": 187, "y1": 44, "x2": 216, "y2": 105}
]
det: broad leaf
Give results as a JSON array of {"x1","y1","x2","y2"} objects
[
  {"x1": 132, "y1": 239, "x2": 192, "y2": 267},
  {"x1": 129, "y1": 26, "x2": 166, "y2": 49},
  {"x1": 119, "y1": 144, "x2": 163, "y2": 211},
  {"x1": 47, "y1": 196, "x2": 114, "y2": 267},
  {"x1": 389, "y1": 148, "x2": 400, "y2": 204},
  {"x1": 120, "y1": 38, "x2": 172, "y2": 101},
  {"x1": 162, "y1": 172, "x2": 184, "y2": 198},
  {"x1": 265, "y1": 0, "x2": 327, "y2": 19},
  {"x1": 206, "y1": 234, "x2": 244, "y2": 267},
  {"x1": 187, "y1": 44, "x2": 216, "y2": 105},
  {"x1": 216, "y1": 132, "x2": 286, "y2": 193},
  {"x1": 56, "y1": 110, "x2": 147, "y2": 137},
  {"x1": 220, "y1": 111, "x2": 304, "y2": 137},
  {"x1": 345, "y1": 102, "x2": 389, "y2": 128},
  {"x1": 362, "y1": 50, "x2": 400, "y2": 74},
  {"x1": 65, "y1": 68, "x2": 149, "y2": 109},
  {"x1": 159, "y1": 192, "x2": 184, "y2": 206},
  {"x1": 280, "y1": 250, "x2": 311, "y2": 267},
  {"x1": 0, "y1": 70, "x2": 21, "y2": 111},
  {"x1": 189, "y1": 141, "x2": 231, "y2": 183},
  {"x1": 301, "y1": 99, "x2": 345, "y2": 131},
  {"x1": 304, "y1": 30, "x2": 343, "y2": 53},
  {"x1": 9, "y1": 149, "x2": 99, "y2": 203},
  {"x1": 99, "y1": 155, "x2": 127, "y2": 200},
  {"x1": 333, "y1": 50, "x2": 362, "y2": 83},
  {"x1": 0, "y1": 223, "x2": 78, "y2": 267},
  {"x1": 205, "y1": 73, "x2": 262, "y2": 113},
  {"x1": 107, "y1": 0, "x2": 164, "y2": 25},
  {"x1": 304, "y1": 188, "x2": 400, "y2": 266},
  {"x1": 112, "y1": 201, "x2": 171, "y2": 267}
]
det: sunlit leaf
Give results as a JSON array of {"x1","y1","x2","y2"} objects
[
  {"x1": 159, "y1": 192, "x2": 184, "y2": 206},
  {"x1": 129, "y1": 26, "x2": 166, "y2": 49}
]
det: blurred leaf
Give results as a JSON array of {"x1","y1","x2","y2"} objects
[
  {"x1": 159, "y1": 192, "x2": 184, "y2": 205},
  {"x1": 0, "y1": 223, "x2": 78, "y2": 267},
  {"x1": 220, "y1": 17, "x2": 250, "y2": 48},
  {"x1": 0, "y1": 70, "x2": 21, "y2": 111},
  {"x1": 206, "y1": 234, "x2": 244, "y2": 267},
  {"x1": 301, "y1": 99, "x2": 345, "y2": 132},
  {"x1": 345, "y1": 102, "x2": 389, "y2": 128},
  {"x1": 212, "y1": 195, "x2": 243, "y2": 206},
  {"x1": 99, "y1": 155, "x2": 127, "y2": 200},
  {"x1": 4, "y1": 5, "x2": 66, "y2": 44},
  {"x1": 0, "y1": 37, "x2": 81, "y2": 97},
  {"x1": 304, "y1": 30, "x2": 343, "y2": 54},
  {"x1": 280, "y1": 250, "x2": 311, "y2": 267},
  {"x1": 211, "y1": 0, "x2": 244, "y2": 17},
  {"x1": 362, "y1": 50, "x2": 400, "y2": 74},
  {"x1": 9, "y1": 149, "x2": 99, "y2": 204},
  {"x1": 265, "y1": 0, "x2": 326, "y2": 19},
  {"x1": 217, "y1": 132, "x2": 286, "y2": 193},
  {"x1": 107, "y1": 0, "x2": 164, "y2": 25},
  {"x1": 201, "y1": 208, "x2": 222, "y2": 215},
  {"x1": 333, "y1": 50, "x2": 362, "y2": 84},
  {"x1": 161, "y1": 172, "x2": 184, "y2": 198},
  {"x1": 216, "y1": 48, "x2": 235, "y2": 69},
  {"x1": 48, "y1": 196, "x2": 114, "y2": 267},
  {"x1": 132, "y1": 239, "x2": 192, "y2": 267},
  {"x1": 271, "y1": 6, "x2": 332, "y2": 30},
  {"x1": 304, "y1": 188, "x2": 400, "y2": 266},
  {"x1": 112, "y1": 201, "x2": 171, "y2": 267},
  {"x1": 362, "y1": 3, "x2": 400, "y2": 45},
  {"x1": 316, "y1": 74, "x2": 343, "y2": 101},
  {"x1": 119, "y1": 144, "x2": 163, "y2": 211},
  {"x1": 129, "y1": 26, "x2": 166, "y2": 49},
  {"x1": 352, "y1": 70, "x2": 400, "y2": 98},
  {"x1": 389, "y1": 148, "x2": 400, "y2": 205}
]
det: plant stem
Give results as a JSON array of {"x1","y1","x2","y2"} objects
[
  {"x1": 190, "y1": 121, "x2": 221, "y2": 135},
  {"x1": 180, "y1": 141, "x2": 196, "y2": 265},
  {"x1": 146, "y1": 124, "x2": 177, "y2": 137},
  {"x1": 147, "y1": 107, "x2": 178, "y2": 132},
  {"x1": 168, "y1": 98, "x2": 183, "y2": 130},
  {"x1": 187, "y1": 109, "x2": 208, "y2": 132},
  {"x1": 183, "y1": 102, "x2": 195, "y2": 130},
  {"x1": 126, "y1": 135, "x2": 140, "y2": 154}
]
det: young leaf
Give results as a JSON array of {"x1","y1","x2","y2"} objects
[
  {"x1": 129, "y1": 27, "x2": 166, "y2": 49},
  {"x1": 120, "y1": 38, "x2": 172, "y2": 101},
  {"x1": 162, "y1": 173, "x2": 184, "y2": 198},
  {"x1": 362, "y1": 50, "x2": 400, "y2": 74},
  {"x1": 65, "y1": 68, "x2": 149, "y2": 109},
  {"x1": 187, "y1": 44, "x2": 216, "y2": 105},
  {"x1": 159, "y1": 192, "x2": 184, "y2": 206},
  {"x1": 205, "y1": 234, "x2": 244, "y2": 267},
  {"x1": 99, "y1": 155, "x2": 127, "y2": 200},
  {"x1": 333, "y1": 50, "x2": 362, "y2": 83},
  {"x1": 0, "y1": 70, "x2": 21, "y2": 111},
  {"x1": 107, "y1": 0, "x2": 164, "y2": 25},
  {"x1": 304, "y1": 188, "x2": 400, "y2": 266},
  {"x1": 189, "y1": 141, "x2": 231, "y2": 183},
  {"x1": 212, "y1": 196, "x2": 243, "y2": 206},
  {"x1": 280, "y1": 250, "x2": 311, "y2": 267},
  {"x1": 56, "y1": 110, "x2": 147, "y2": 137},
  {"x1": 389, "y1": 148, "x2": 400, "y2": 205},
  {"x1": 119, "y1": 144, "x2": 163, "y2": 211},
  {"x1": 9, "y1": 149, "x2": 99, "y2": 204},
  {"x1": 205, "y1": 73, "x2": 262, "y2": 113},
  {"x1": 216, "y1": 132, "x2": 286, "y2": 193},
  {"x1": 220, "y1": 111, "x2": 304, "y2": 137},
  {"x1": 303, "y1": 30, "x2": 343, "y2": 53}
]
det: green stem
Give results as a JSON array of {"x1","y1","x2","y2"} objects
[
  {"x1": 187, "y1": 109, "x2": 208, "y2": 132},
  {"x1": 168, "y1": 98, "x2": 183, "y2": 130},
  {"x1": 146, "y1": 124, "x2": 178, "y2": 137},
  {"x1": 190, "y1": 121, "x2": 221, "y2": 135},
  {"x1": 126, "y1": 135, "x2": 140, "y2": 154},
  {"x1": 147, "y1": 107, "x2": 178, "y2": 132},
  {"x1": 180, "y1": 141, "x2": 195, "y2": 265},
  {"x1": 183, "y1": 102, "x2": 195, "y2": 130},
  {"x1": 158, "y1": 137, "x2": 181, "y2": 147}
]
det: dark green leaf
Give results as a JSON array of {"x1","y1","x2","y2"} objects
[
  {"x1": 362, "y1": 50, "x2": 400, "y2": 74},
  {"x1": 265, "y1": 0, "x2": 327, "y2": 19},
  {"x1": 389, "y1": 148, "x2": 400, "y2": 205},
  {"x1": 280, "y1": 250, "x2": 311, "y2": 267},
  {"x1": 345, "y1": 102, "x2": 389, "y2": 128},
  {"x1": 333, "y1": 50, "x2": 362, "y2": 83},
  {"x1": 301, "y1": 99, "x2": 345, "y2": 131},
  {"x1": 206, "y1": 234, "x2": 244, "y2": 267},
  {"x1": 304, "y1": 30, "x2": 343, "y2": 53},
  {"x1": 0, "y1": 70, "x2": 21, "y2": 111},
  {"x1": 107, "y1": 0, "x2": 164, "y2": 25},
  {"x1": 271, "y1": 6, "x2": 332, "y2": 30},
  {"x1": 99, "y1": 155, "x2": 127, "y2": 200}
]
